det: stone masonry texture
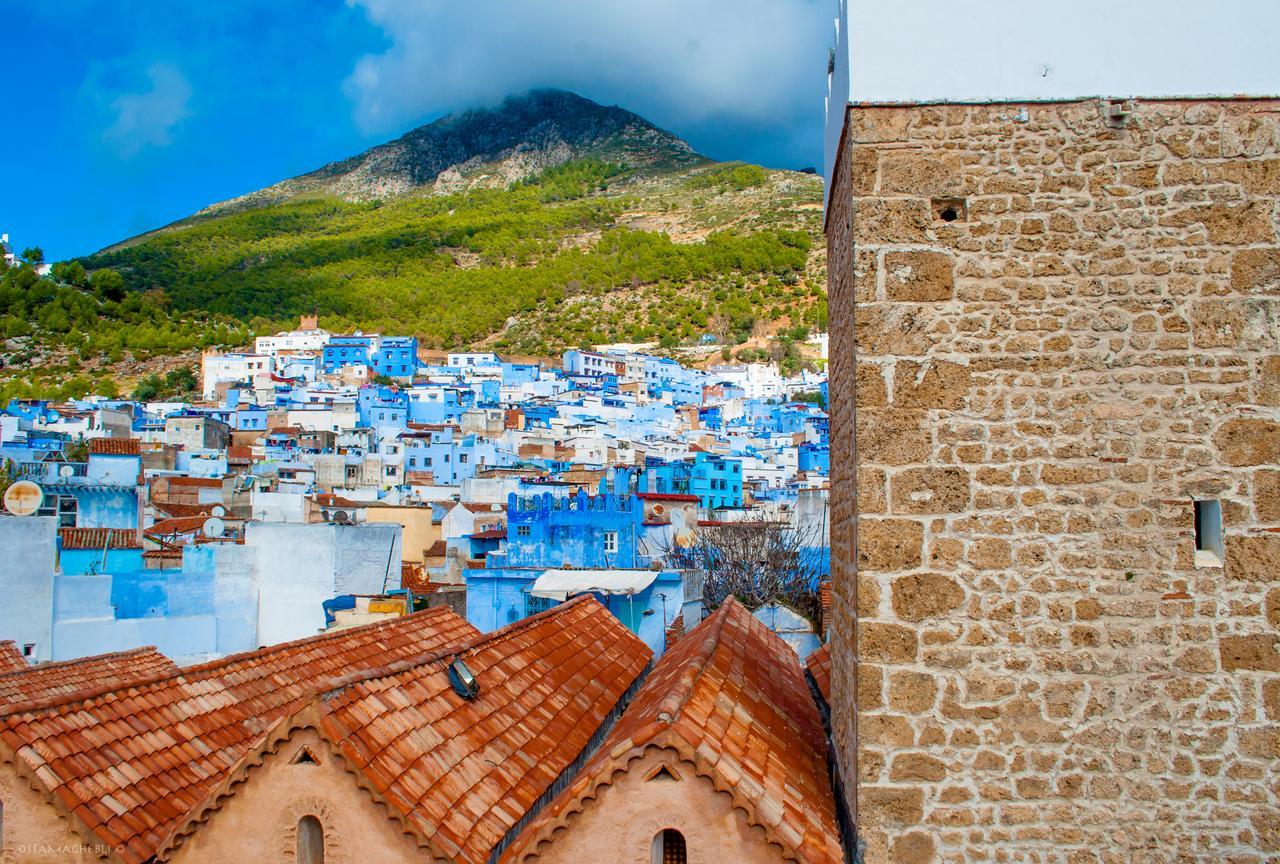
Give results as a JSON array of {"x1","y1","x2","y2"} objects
[{"x1": 825, "y1": 98, "x2": 1280, "y2": 863}]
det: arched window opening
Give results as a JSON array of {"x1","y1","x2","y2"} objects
[
  {"x1": 650, "y1": 828, "x2": 687, "y2": 864},
  {"x1": 297, "y1": 815, "x2": 324, "y2": 864}
]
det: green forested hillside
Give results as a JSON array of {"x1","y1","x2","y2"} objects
[{"x1": 80, "y1": 158, "x2": 826, "y2": 356}]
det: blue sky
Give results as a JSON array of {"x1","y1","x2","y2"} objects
[{"x1": 1, "y1": 0, "x2": 830, "y2": 262}]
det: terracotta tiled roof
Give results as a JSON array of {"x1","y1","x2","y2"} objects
[
  {"x1": 806, "y1": 642, "x2": 831, "y2": 704},
  {"x1": 462, "y1": 501, "x2": 506, "y2": 513},
  {"x1": 819, "y1": 580, "x2": 832, "y2": 636},
  {"x1": 0, "y1": 647, "x2": 176, "y2": 709},
  {"x1": 0, "y1": 641, "x2": 26, "y2": 673},
  {"x1": 58, "y1": 527, "x2": 141, "y2": 550},
  {"x1": 0, "y1": 607, "x2": 479, "y2": 864},
  {"x1": 664, "y1": 613, "x2": 685, "y2": 649},
  {"x1": 87, "y1": 437, "x2": 141, "y2": 456},
  {"x1": 145, "y1": 516, "x2": 211, "y2": 537},
  {"x1": 151, "y1": 501, "x2": 218, "y2": 518},
  {"x1": 469, "y1": 527, "x2": 507, "y2": 540},
  {"x1": 424, "y1": 539, "x2": 448, "y2": 558},
  {"x1": 165, "y1": 476, "x2": 223, "y2": 488},
  {"x1": 160, "y1": 597, "x2": 651, "y2": 864},
  {"x1": 502, "y1": 597, "x2": 844, "y2": 864},
  {"x1": 637, "y1": 491, "x2": 701, "y2": 502}
]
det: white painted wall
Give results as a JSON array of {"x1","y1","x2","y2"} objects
[{"x1": 825, "y1": 0, "x2": 1280, "y2": 193}]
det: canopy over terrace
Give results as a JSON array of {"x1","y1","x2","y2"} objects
[{"x1": 529, "y1": 568, "x2": 659, "y2": 601}]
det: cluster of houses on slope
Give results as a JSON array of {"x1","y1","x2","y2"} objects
[{"x1": 0, "y1": 317, "x2": 831, "y2": 668}]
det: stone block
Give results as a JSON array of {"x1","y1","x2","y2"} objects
[
  {"x1": 880, "y1": 154, "x2": 963, "y2": 196},
  {"x1": 1267, "y1": 588, "x2": 1280, "y2": 629},
  {"x1": 1231, "y1": 247, "x2": 1280, "y2": 294},
  {"x1": 1225, "y1": 535, "x2": 1280, "y2": 583},
  {"x1": 891, "y1": 573, "x2": 966, "y2": 621},
  {"x1": 969, "y1": 537, "x2": 1013, "y2": 570},
  {"x1": 1220, "y1": 634, "x2": 1280, "y2": 672},
  {"x1": 1256, "y1": 469, "x2": 1280, "y2": 521},
  {"x1": 856, "y1": 362, "x2": 888, "y2": 406},
  {"x1": 854, "y1": 199, "x2": 932, "y2": 244},
  {"x1": 1259, "y1": 357, "x2": 1280, "y2": 406},
  {"x1": 884, "y1": 251, "x2": 955, "y2": 302},
  {"x1": 858, "y1": 519, "x2": 925, "y2": 571},
  {"x1": 857, "y1": 410, "x2": 931, "y2": 466},
  {"x1": 860, "y1": 622, "x2": 919, "y2": 663},
  {"x1": 1214, "y1": 418, "x2": 1280, "y2": 466},
  {"x1": 1191, "y1": 300, "x2": 1248, "y2": 348},
  {"x1": 891, "y1": 467, "x2": 970, "y2": 514},
  {"x1": 890, "y1": 753, "x2": 947, "y2": 782},
  {"x1": 860, "y1": 787, "x2": 925, "y2": 827},
  {"x1": 855, "y1": 303, "x2": 932, "y2": 356},
  {"x1": 892, "y1": 361, "x2": 971, "y2": 409},
  {"x1": 888, "y1": 670, "x2": 938, "y2": 713},
  {"x1": 890, "y1": 831, "x2": 936, "y2": 864}
]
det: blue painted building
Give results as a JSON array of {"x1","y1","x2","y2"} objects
[
  {"x1": 322, "y1": 334, "x2": 378, "y2": 373},
  {"x1": 466, "y1": 490, "x2": 685, "y2": 655},
  {"x1": 370, "y1": 336, "x2": 419, "y2": 380},
  {"x1": 645, "y1": 451, "x2": 743, "y2": 510},
  {"x1": 798, "y1": 443, "x2": 830, "y2": 474},
  {"x1": 358, "y1": 385, "x2": 410, "y2": 432}
]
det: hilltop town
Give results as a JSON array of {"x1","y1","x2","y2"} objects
[{"x1": 0, "y1": 315, "x2": 830, "y2": 665}]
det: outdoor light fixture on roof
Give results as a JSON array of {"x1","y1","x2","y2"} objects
[{"x1": 447, "y1": 656, "x2": 479, "y2": 700}]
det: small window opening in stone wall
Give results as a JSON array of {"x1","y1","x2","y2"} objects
[
  {"x1": 1193, "y1": 500, "x2": 1223, "y2": 567},
  {"x1": 297, "y1": 815, "x2": 324, "y2": 864},
  {"x1": 651, "y1": 829, "x2": 687, "y2": 864},
  {"x1": 932, "y1": 197, "x2": 967, "y2": 222}
]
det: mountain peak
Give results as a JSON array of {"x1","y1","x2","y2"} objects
[{"x1": 204, "y1": 89, "x2": 704, "y2": 214}]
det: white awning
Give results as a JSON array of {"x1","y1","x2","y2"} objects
[{"x1": 529, "y1": 569, "x2": 659, "y2": 602}]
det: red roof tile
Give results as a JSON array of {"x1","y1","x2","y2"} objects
[
  {"x1": 0, "y1": 641, "x2": 27, "y2": 673},
  {"x1": 502, "y1": 597, "x2": 844, "y2": 864},
  {"x1": 159, "y1": 597, "x2": 651, "y2": 864},
  {"x1": 806, "y1": 642, "x2": 831, "y2": 704},
  {"x1": 88, "y1": 437, "x2": 141, "y2": 456},
  {"x1": 165, "y1": 476, "x2": 223, "y2": 488},
  {"x1": 144, "y1": 516, "x2": 211, "y2": 537},
  {"x1": 0, "y1": 647, "x2": 176, "y2": 709},
  {"x1": 637, "y1": 492, "x2": 701, "y2": 503},
  {"x1": 151, "y1": 501, "x2": 218, "y2": 518},
  {"x1": 59, "y1": 527, "x2": 142, "y2": 550},
  {"x1": 468, "y1": 527, "x2": 507, "y2": 540},
  {"x1": 0, "y1": 607, "x2": 479, "y2": 864}
]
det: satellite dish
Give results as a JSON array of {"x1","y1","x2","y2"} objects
[
  {"x1": 3, "y1": 481, "x2": 43, "y2": 516},
  {"x1": 59, "y1": 464, "x2": 75, "y2": 479},
  {"x1": 210, "y1": 504, "x2": 227, "y2": 518},
  {"x1": 201, "y1": 517, "x2": 226, "y2": 538},
  {"x1": 333, "y1": 510, "x2": 352, "y2": 525}
]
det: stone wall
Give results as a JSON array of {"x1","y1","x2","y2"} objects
[{"x1": 826, "y1": 98, "x2": 1280, "y2": 862}]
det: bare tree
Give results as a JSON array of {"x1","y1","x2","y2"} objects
[{"x1": 661, "y1": 513, "x2": 825, "y2": 623}]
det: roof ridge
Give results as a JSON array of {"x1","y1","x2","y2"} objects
[
  {"x1": 654, "y1": 597, "x2": 738, "y2": 724},
  {"x1": 318, "y1": 594, "x2": 598, "y2": 701},
  {"x1": 0, "y1": 607, "x2": 460, "y2": 719},
  {"x1": 0, "y1": 645, "x2": 163, "y2": 682}
]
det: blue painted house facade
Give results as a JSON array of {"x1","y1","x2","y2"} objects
[{"x1": 466, "y1": 490, "x2": 686, "y2": 655}]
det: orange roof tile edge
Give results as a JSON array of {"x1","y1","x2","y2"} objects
[
  {"x1": 0, "y1": 640, "x2": 27, "y2": 672},
  {"x1": 500, "y1": 597, "x2": 844, "y2": 864},
  {"x1": 806, "y1": 642, "x2": 832, "y2": 704},
  {"x1": 0, "y1": 646, "x2": 176, "y2": 714}
]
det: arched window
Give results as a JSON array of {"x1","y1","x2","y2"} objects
[
  {"x1": 296, "y1": 815, "x2": 324, "y2": 864},
  {"x1": 650, "y1": 828, "x2": 687, "y2": 864}
]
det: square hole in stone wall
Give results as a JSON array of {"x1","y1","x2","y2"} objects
[
  {"x1": 1193, "y1": 499, "x2": 1223, "y2": 567},
  {"x1": 932, "y1": 197, "x2": 968, "y2": 223}
]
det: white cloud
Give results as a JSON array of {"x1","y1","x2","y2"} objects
[
  {"x1": 102, "y1": 63, "x2": 193, "y2": 158},
  {"x1": 342, "y1": 0, "x2": 829, "y2": 162}
]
